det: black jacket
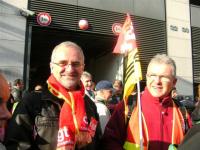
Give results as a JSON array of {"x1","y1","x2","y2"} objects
[
  {"x1": 178, "y1": 124, "x2": 200, "y2": 150},
  {"x1": 5, "y1": 85, "x2": 101, "y2": 150}
]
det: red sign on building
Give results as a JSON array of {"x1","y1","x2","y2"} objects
[
  {"x1": 112, "y1": 23, "x2": 122, "y2": 35},
  {"x1": 37, "y1": 12, "x2": 51, "y2": 26}
]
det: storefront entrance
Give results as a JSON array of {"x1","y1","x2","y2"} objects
[{"x1": 28, "y1": 26, "x2": 116, "y2": 90}]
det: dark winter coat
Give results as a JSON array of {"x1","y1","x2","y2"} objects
[
  {"x1": 178, "y1": 124, "x2": 200, "y2": 150},
  {"x1": 5, "y1": 84, "x2": 101, "y2": 150}
]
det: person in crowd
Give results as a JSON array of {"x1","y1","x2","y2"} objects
[
  {"x1": 81, "y1": 71, "x2": 95, "y2": 102},
  {"x1": 5, "y1": 41, "x2": 101, "y2": 150},
  {"x1": 171, "y1": 87, "x2": 178, "y2": 99},
  {"x1": 6, "y1": 81, "x2": 15, "y2": 112},
  {"x1": 11, "y1": 79, "x2": 24, "y2": 113},
  {"x1": 91, "y1": 81, "x2": 96, "y2": 92},
  {"x1": 33, "y1": 84, "x2": 43, "y2": 93},
  {"x1": 95, "y1": 80, "x2": 113, "y2": 134},
  {"x1": 100, "y1": 54, "x2": 192, "y2": 150},
  {"x1": 7, "y1": 81, "x2": 12, "y2": 92},
  {"x1": 11, "y1": 79, "x2": 24, "y2": 103},
  {"x1": 171, "y1": 87, "x2": 195, "y2": 115},
  {"x1": 194, "y1": 84, "x2": 200, "y2": 107},
  {"x1": 0, "y1": 73, "x2": 12, "y2": 150},
  {"x1": 108, "y1": 79, "x2": 123, "y2": 114},
  {"x1": 190, "y1": 88, "x2": 200, "y2": 124},
  {"x1": 178, "y1": 102, "x2": 200, "y2": 150},
  {"x1": 112, "y1": 79, "x2": 123, "y2": 103}
]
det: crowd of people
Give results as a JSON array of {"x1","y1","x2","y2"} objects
[{"x1": 0, "y1": 41, "x2": 200, "y2": 150}]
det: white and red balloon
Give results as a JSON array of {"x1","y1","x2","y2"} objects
[{"x1": 78, "y1": 19, "x2": 89, "y2": 30}]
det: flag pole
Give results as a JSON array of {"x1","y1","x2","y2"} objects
[
  {"x1": 133, "y1": 55, "x2": 143, "y2": 150},
  {"x1": 112, "y1": 13, "x2": 144, "y2": 149},
  {"x1": 137, "y1": 81, "x2": 143, "y2": 150}
]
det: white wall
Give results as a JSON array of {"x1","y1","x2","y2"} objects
[
  {"x1": 191, "y1": 5, "x2": 200, "y2": 27},
  {"x1": 0, "y1": 0, "x2": 27, "y2": 82},
  {"x1": 166, "y1": 0, "x2": 193, "y2": 95}
]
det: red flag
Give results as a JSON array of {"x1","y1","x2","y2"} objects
[
  {"x1": 113, "y1": 13, "x2": 142, "y2": 121},
  {"x1": 113, "y1": 14, "x2": 144, "y2": 149},
  {"x1": 113, "y1": 14, "x2": 137, "y2": 54}
]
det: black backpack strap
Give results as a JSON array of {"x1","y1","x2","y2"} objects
[
  {"x1": 180, "y1": 107, "x2": 189, "y2": 133},
  {"x1": 173, "y1": 98, "x2": 189, "y2": 134}
]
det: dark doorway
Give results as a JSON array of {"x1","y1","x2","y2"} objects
[{"x1": 28, "y1": 26, "x2": 116, "y2": 90}]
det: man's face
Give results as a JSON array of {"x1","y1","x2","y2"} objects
[
  {"x1": 50, "y1": 46, "x2": 84, "y2": 90},
  {"x1": 81, "y1": 76, "x2": 92, "y2": 91},
  {"x1": 102, "y1": 89, "x2": 113, "y2": 101},
  {"x1": 17, "y1": 81, "x2": 24, "y2": 90},
  {"x1": 146, "y1": 63, "x2": 177, "y2": 99},
  {"x1": 113, "y1": 81, "x2": 123, "y2": 95}
]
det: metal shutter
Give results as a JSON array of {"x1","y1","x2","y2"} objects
[
  {"x1": 192, "y1": 26, "x2": 200, "y2": 83},
  {"x1": 29, "y1": 0, "x2": 167, "y2": 80}
]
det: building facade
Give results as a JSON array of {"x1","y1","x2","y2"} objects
[{"x1": 0, "y1": 0, "x2": 200, "y2": 97}]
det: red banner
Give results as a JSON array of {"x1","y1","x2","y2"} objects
[{"x1": 113, "y1": 14, "x2": 137, "y2": 54}]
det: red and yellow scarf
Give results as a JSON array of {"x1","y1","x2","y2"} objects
[
  {"x1": 124, "y1": 89, "x2": 185, "y2": 150},
  {"x1": 47, "y1": 75, "x2": 96, "y2": 150}
]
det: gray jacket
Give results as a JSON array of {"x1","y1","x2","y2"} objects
[{"x1": 11, "y1": 87, "x2": 22, "y2": 102}]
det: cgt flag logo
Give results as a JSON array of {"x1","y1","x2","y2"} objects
[
  {"x1": 112, "y1": 13, "x2": 142, "y2": 118},
  {"x1": 112, "y1": 14, "x2": 137, "y2": 55}
]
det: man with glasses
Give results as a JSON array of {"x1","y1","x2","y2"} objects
[
  {"x1": 5, "y1": 41, "x2": 101, "y2": 150},
  {"x1": 100, "y1": 54, "x2": 191, "y2": 150}
]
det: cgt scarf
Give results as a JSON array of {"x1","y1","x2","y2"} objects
[
  {"x1": 124, "y1": 88, "x2": 185, "y2": 150},
  {"x1": 47, "y1": 75, "x2": 97, "y2": 150}
]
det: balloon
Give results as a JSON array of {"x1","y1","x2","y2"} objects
[{"x1": 79, "y1": 19, "x2": 89, "y2": 30}]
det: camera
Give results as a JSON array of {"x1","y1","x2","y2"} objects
[{"x1": 19, "y1": 8, "x2": 35, "y2": 17}]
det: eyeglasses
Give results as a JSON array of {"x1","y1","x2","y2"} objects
[
  {"x1": 146, "y1": 74, "x2": 173, "y2": 82},
  {"x1": 52, "y1": 61, "x2": 83, "y2": 69}
]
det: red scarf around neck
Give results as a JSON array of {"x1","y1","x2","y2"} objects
[
  {"x1": 47, "y1": 75, "x2": 95, "y2": 150},
  {"x1": 124, "y1": 88, "x2": 185, "y2": 150}
]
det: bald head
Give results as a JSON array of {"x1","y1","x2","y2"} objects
[{"x1": 51, "y1": 41, "x2": 85, "y2": 63}]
